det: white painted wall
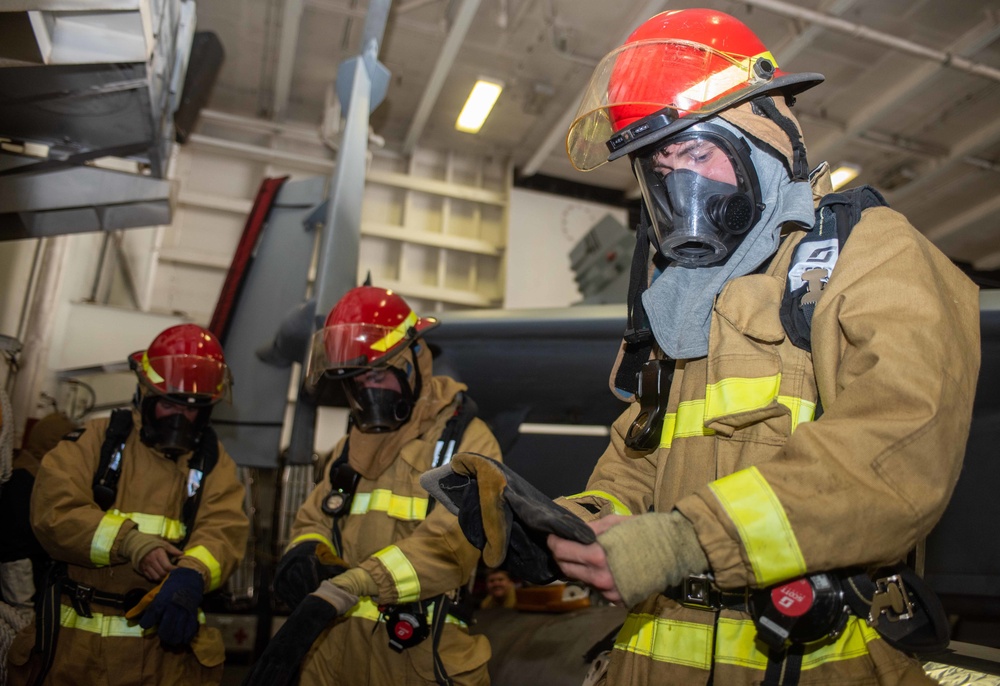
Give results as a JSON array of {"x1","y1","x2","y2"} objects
[{"x1": 505, "y1": 188, "x2": 628, "y2": 309}]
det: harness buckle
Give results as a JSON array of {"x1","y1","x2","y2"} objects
[
  {"x1": 868, "y1": 574, "x2": 914, "y2": 626},
  {"x1": 681, "y1": 575, "x2": 717, "y2": 610},
  {"x1": 800, "y1": 268, "x2": 830, "y2": 307},
  {"x1": 69, "y1": 582, "x2": 95, "y2": 619}
]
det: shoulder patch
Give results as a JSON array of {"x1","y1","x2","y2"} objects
[{"x1": 62, "y1": 429, "x2": 85, "y2": 442}]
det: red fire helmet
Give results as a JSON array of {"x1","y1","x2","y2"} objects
[
  {"x1": 306, "y1": 286, "x2": 438, "y2": 386},
  {"x1": 566, "y1": 8, "x2": 823, "y2": 171},
  {"x1": 129, "y1": 324, "x2": 231, "y2": 406}
]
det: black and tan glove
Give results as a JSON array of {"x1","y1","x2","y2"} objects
[{"x1": 421, "y1": 453, "x2": 595, "y2": 584}]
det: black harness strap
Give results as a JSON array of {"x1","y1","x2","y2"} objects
[
  {"x1": 779, "y1": 185, "x2": 889, "y2": 354},
  {"x1": 178, "y1": 425, "x2": 220, "y2": 549},
  {"x1": 616, "y1": 207, "x2": 657, "y2": 397},
  {"x1": 92, "y1": 409, "x2": 133, "y2": 511}
]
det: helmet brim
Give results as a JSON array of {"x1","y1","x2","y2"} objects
[{"x1": 606, "y1": 72, "x2": 825, "y2": 164}]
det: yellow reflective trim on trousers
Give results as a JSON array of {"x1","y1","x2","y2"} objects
[
  {"x1": 184, "y1": 545, "x2": 222, "y2": 591},
  {"x1": 345, "y1": 596, "x2": 468, "y2": 627},
  {"x1": 565, "y1": 491, "x2": 632, "y2": 516},
  {"x1": 660, "y1": 400, "x2": 716, "y2": 449},
  {"x1": 91, "y1": 511, "x2": 129, "y2": 566},
  {"x1": 289, "y1": 532, "x2": 337, "y2": 555},
  {"x1": 351, "y1": 489, "x2": 428, "y2": 521},
  {"x1": 373, "y1": 545, "x2": 421, "y2": 603},
  {"x1": 60, "y1": 604, "x2": 206, "y2": 637},
  {"x1": 709, "y1": 467, "x2": 806, "y2": 586},
  {"x1": 715, "y1": 616, "x2": 880, "y2": 671},
  {"x1": 614, "y1": 612, "x2": 714, "y2": 670},
  {"x1": 371, "y1": 311, "x2": 418, "y2": 353}
]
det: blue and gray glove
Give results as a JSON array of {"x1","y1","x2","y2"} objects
[{"x1": 127, "y1": 567, "x2": 204, "y2": 647}]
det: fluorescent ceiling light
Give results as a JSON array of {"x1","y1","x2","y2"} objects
[
  {"x1": 830, "y1": 162, "x2": 861, "y2": 191},
  {"x1": 456, "y1": 79, "x2": 503, "y2": 134}
]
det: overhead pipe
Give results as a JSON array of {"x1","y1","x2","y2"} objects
[{"x1": 738, "y1": 0, "x2": 1000, "y2": 84}]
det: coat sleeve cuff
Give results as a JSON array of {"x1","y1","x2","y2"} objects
[{"x1": 675, "y1": 492, "x2": 753, "y2": 589}]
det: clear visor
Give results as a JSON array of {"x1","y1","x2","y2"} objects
[
  {"x1": 306, "y1": 323, "x2": 409, "y2": 388},
  {"x1": 138, "y1": 354, "x2": 232, "y2": 406},
  {"x1": 566, "y1": 39, "x2": 775, "y2": 171}
]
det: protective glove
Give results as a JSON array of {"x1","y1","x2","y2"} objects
[
  {"x1": 272, "y1": 541, "x2": 349, "y2": 610},
  {"x1": 125, "y1": 567, "x2": 204, "y2": 647},
  {"x1": 421, "y1": 453, "x2": 596, "y2": 585},
  {"x1": 597, "y1": 510, "x2": 708, "y2": 607},
  {"x1": 242, "y1": 580, "x2": 358, "y2": 686}
]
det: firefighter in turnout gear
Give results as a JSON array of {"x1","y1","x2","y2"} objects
[
  {"x1": 7, "y1": 324, "x2": 249, "y2": 686},
  {"x1": 247, "y1": 286, "x2": 501, "y2": 686},
  {"x1": 544, "y1": 9, "x2": 980, "y2": 686}
]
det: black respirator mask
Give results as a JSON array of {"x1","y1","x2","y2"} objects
[
  {"x1": 343, "y1": 356, "x2": 419, "y2": 433},
  {"x1": 633, "y1": 122, "x2": 763, "y2": 266},
  {"x1": 137, "y1": 391, "x2": 213, "y2": 457}
]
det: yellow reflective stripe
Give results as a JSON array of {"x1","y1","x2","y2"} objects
[
  {"x1": 111, "y1": 509, "x2": 186, "y2": 541},
  {"x1": 709, "y1": 467, "x2": 806, "y2": 586},
  {"x1": 183, "y1": 545, "x2": 222, "y2": 591},
  {"x1": 60, "y1": 604, "x2": 206, "y2": 637},
  {"x1": 660, "y1": 382, "x2": 816, "y2": 449},
  {"x1": 371, "y1": 311, "x2": 418, "y2": 353},
  {"x1": 778, "y1": 395, "x2": 816, "y2": 432},
  {"x1": 660, "y1": 400, "x2": 715, "y2": 449},
  {"x1": 614, "y1": 611, "x2": 714, "y2": 670},
  {"x1": 705, "y1": 375, "x2": 781, "y2": 419},
  {"x1": 345, "y1": 596, "x2": 467, "y2": 627},
  {"x1": 373, "y1": 545, "x2": 420, "y2": 603},
  {"x1": 715, "y1": 616, "x2": 880, "y2": 671},
  {"x1": 351, "y1": 489, "x2": 428, "y2": 521},
  {"x1": 565, "y1": 491, "x2": 633, "y2": 516},
  {"x1": 289, "y1": 532, "x2": 337, "y2": 554},
  {"x1": 91, "y1": 511, "x2": 129, "y2": 566}
]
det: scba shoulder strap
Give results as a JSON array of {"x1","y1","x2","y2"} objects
[
  {"x1": 780, "y1": 185, "x2": 889, "y2": 352},
  {"x1": 92, "y1": 409, "x2": 218, "y2": 547}
]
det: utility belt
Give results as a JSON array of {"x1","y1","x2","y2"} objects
[
  {"x1": 60, "y1": 578, "x2": 147, "y2": 618},
  {"x1": 665, "y1": 564, "x2": 949, "y2": 655}
]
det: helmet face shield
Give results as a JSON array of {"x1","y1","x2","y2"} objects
[
  {"x1": 306, "y1": 322, "x2": 414, "y2": 387},
  {"x1": 632, "y1": 122, "x2": 762, "y2": 266},
  {"x1": 133, "y1": 353, "x2": 232, "y2": 407},
  {"x1": 567, "y1": 38, "x2": 777, "y2": 172}
]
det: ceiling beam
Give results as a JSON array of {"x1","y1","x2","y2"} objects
[
  {"x1": 520, "y1": 0, "x2": 671, "y2": 177},
  {"x1": 924, "y1": 193, "x2": 1000, "y2": 244},
  {"x1": 402, "y1": 0, "x2": 481, "y2": 154},
  {"x1": 810, "y1": 17, "x2": 1000, "y2": 162},
  {"x1": 886, "y1": 115, "x2": 1000, "y2": 204}
]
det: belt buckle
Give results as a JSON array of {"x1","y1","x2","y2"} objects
[{"x1": 682, "y1": 575, "x2": 716, "y2": 611}]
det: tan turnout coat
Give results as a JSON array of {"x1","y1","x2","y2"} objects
[
  {"x1": 7, "y1": 411, "x2": 248, "y2": 686},
  {"x1": 290, "y1": 373, "x2": 501, "y2": 685},
  {"x1": 562, "y1": 169, "x2": 981, "y2": 686}
]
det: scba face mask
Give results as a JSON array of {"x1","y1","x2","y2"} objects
[
  {"x1": 633, "y1": 122, "x2": 764, "y2": 266},
  {"x1": 344, "y1": 360, "x2": 417, "y2": 433}
]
